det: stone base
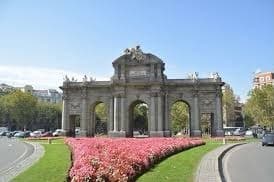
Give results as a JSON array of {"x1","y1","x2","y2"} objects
[
  {"x1": 163, "y1": 130, "x2": 171, "y2": 137},
  {"x1": 149, "y1": 131, "x2": 164, "y2": 137},
  {"x1": 190, "y1": 130, "x2": 202, "y2": 137},
  {"x1": 79, "y1": 130, "x2": 87, "y2": 137},
  {"x1": 216, "y1": 129, "x2": 224, "y2": 137},
  {"x1": 108, "y1": 131, "x2": 126, "y2": 137}
]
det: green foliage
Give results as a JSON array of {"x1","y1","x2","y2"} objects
[
  {"x1": 2, "y1": 90, "x2": 37, "y2": 129},
  {"x1": 35, "y1": 102, "x2": 62, "y2": 130},
  {"x1": 171, "y1": 101, "x2": 189, "y2": 134},
  {"x1": 0, "y1": 90, "x2": 62, "y2": 130},
  {"x1": 243, "y1": 85, "x2": 274, "y2": 128},
  {"x1": 133, "y1": 103, "x2": 148, "y2": 131}
]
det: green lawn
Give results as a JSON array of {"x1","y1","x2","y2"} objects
[
  {"x1": 137, "y1": 142, "x2": 222, "y2": 182},
  {"x1": 12, "y1": 139, "x2": 71, "y2": 182}
]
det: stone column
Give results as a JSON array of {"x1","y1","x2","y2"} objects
[
  {"x1": 164, "y1": 93, "x2": 171, "y2": 137},
  {"x1": 109, "y1": 95, "x2": 126, "y2": 137},
  {"x1": 120, "y1": 96, "x2": 126, "y2": 132},
  {"x1": 80, "y1": 96, "x2": 88, "y2": 137},
  {"x1": 157, "y1": 94, "x2": 164, "y2": 136},
  {"x1": 215, "y1": 90, "x2": 224, "y2": 137},
  {"x1": 61, "y1": 95, "x2": 69, "y2": 136},
  {"x1": 109, "y1": 97, "x2": 114, "y2": 131},
  {"x1": 191, "y1": 91, "x2": 201, "y2": 137},
  {"x1": 149, "y1": 94, "x2": 156, "y2": 134},
  {"x1": 113, "y1": 96, "x2": 118, "y2": 131}
]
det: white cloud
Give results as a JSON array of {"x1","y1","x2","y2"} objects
[{"x1": 0, "y1": 65, "x2": 109, "y2": 90}]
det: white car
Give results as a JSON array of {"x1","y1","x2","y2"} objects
[
  {"x1": 53, "y1": 129, "x2": 65, "y2": 137},
  {"x1": 245, "y1": 130, "x2": 253, "y2": 136},
  {"x1": 30, "y1": 131, "x2": 42, "y2": 137}
]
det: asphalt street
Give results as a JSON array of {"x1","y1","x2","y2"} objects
[
  {"x1": 224, "y1": 142, "x2": 274, "y2": 182},
  {"x1": 0, "y1": 137, "x2": 34, "y2": 176}
]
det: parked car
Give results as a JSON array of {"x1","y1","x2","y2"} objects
[
  {"x1": 30, "y1": 131, "x2": 43, "y2": 137},
  {"x1": 41, "y1": 131, "x2": 53, "y2": 137},
  {"x1": 262, "y1": 133, "x2": 274, "y2": 146},
  {"x1": 233, "y1": 128, "x2": 246, "y2": 136},
  {"x1": 245, "y1": 130, "x2": 253, "y2": 137},
  {"x1": 14, "y1": 131, "x2": 26, "y2": 138},
  {"x1": 53, "y1": 129, "x2": 65, "y2": 137},
  {"x1": 24, "y1": 131, "x2": 32, "y2": 137},
  {"x1": 0, "y1": 131, "x2": 7, "y2": 136}
]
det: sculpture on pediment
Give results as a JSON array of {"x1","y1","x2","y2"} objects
[
  {"x1": 64, "y1": 75, "x2": 70, "y2": 82},
  {"x1": 188, "y1": 72, "x2": 199, "y2": 80},
  {"x1": 210, "y1": 72, "x2": 220, "y2": 80},
  {"x1": 124, "y1": 45, "x2": 146, "y2": 63},
  {"x1": 83, "y1": 75, "x2": 88, "y2": 82}
]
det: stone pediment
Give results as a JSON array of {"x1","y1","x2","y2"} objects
[
  {"x1": 112, "y1": 46, "x2": 164, "y2": 66},
  {"x1": 112, "y1": 46, "x2": 166, "y2": 82}
]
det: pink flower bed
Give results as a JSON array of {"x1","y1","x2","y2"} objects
[{"x1": 65, "y1": 137, "x2": 204, "y2": 182}]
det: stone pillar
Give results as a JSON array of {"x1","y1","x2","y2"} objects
[
  {"x1": 113, "y1": 96, "x2": 118, "y2": 131},
  {"x1": 108, "y1": 95, "x2": 126, "y2": 137},
  {"x1": 191, "y1": 91, "x2": 202, "y2": 137},
  {"x1": 164, "y1": 93, "x2": 171, "y2": 137},
  {"x1": 215, "y1": 90, "x2": 224, "y2": 137},
  {"x1": 120, "y1": 96, "x2": 126, "y2": 132},
  {"x1": 80, "y1": 97, "x2": 88, "y2": 137},
  {"x1": 149, "y1": 94, "x2": 156, "y2": 136},
  {"x1": 150, "y1": 93, "x2": 164, "y2": 137},
  {"x1": 109, "y1": 97, "x2": 114, "y2": 131},
  {"x1": 61, "y1": 96, "x2": 69, "y2": 136}
]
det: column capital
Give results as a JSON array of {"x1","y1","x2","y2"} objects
[
  {"x1": 192, "y1": 90, "x2": 199, "y2": 97},
  {"x1": 81, "y1": 88, "x2": 87, "y2": 99}
]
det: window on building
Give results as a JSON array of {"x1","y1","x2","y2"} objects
[
  {"x1": 260, "y1": 77, "x2": 264, "y2": 82},
  {"x1": 266, "y1": 76, "x2": 270, "y2": 81}
]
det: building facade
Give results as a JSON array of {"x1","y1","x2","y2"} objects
[
  {"x1": 61, "y1": 47, "x2": 225, "y2": 137},
  {"x1": 20, "y1": 85, "x2": 62, "y2": 103},
  {"x1": 253, "y1": 72, "x2": 274, "y2": 89}
]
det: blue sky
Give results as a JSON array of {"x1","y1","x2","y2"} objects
[{"x1": 0, "y1": 0, "x2": 273, "y2": 101}]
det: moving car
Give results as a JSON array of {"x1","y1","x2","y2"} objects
[{"x1": 262, "y1": 133, "x2": 274, "y2": 146}]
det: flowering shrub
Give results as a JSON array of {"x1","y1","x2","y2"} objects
[{"x1": 65, "y1": 137, "x2": 204, "y2": 182}]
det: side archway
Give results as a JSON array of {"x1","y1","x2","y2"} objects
[
  {"x1": 89, "y1": 101, "x2": 108, "y2": 136},
  {"x1": 128, "y1": 100, "x2": 149, "y2": 137}
]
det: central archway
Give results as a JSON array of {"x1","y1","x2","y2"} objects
[
  {"x1": 129, "y1": 100, "x2": 149, "y2": 137},
  {"x1": 170, "y1": 100, "x2": 191, "y2": 136}
]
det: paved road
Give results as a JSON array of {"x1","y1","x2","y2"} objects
[
  {"x1": 0, "y1": 137, "x2": 34, "y2": 177},
  {"x1": 224, "y1": 142, "x2": 274, "y2": 182}
]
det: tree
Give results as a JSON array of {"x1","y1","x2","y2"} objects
[
  {"x1": 35, "y1": 102, "x2": 62, "y2": 130},
  {"x1": 243, "y1": 85, "x2": 274, "y2": 129},
  {"x1": 222, "y1": 84, "x2": 236, "y2": 126},
  {"x1": 133, "y1": 103, "x2": 148, "y2": 132},
  {"x1": 3, "y1": 90, "x2": 37, "y2": 130},
  {"x1": 171, "y1": 101, "x2": 189, "y2": 135}
]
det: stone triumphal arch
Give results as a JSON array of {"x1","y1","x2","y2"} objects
[{"x1": 61, "y1": 46, "x2": 224, "y2": 137}]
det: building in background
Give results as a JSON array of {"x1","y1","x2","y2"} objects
[
  {"x1": 19, "y1": 85, "x2": 62, "y2": 103},
  {"x1": 253, "y1": 71, "x2": 274, "y2": 89},
  {"x1": 0, "y1": 83, "x2": 62, "y2": 103}
]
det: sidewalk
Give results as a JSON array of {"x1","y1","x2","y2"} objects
[{"x1": 195, "y1": 143, "x2": 243, "y2": 182}]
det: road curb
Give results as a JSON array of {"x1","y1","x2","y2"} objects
[
  {"x1": 195, "y1": 142, "x2": 247, "y2": 182},
  {"x1": 218, "y1": 143, "x2": 246, "y2": 182},
  {"x1": 0, "y1": 141, "x2": 45, "y2": 182}
]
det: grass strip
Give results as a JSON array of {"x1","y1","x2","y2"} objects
[
  {"x1": 137, "y1": 142, "x2": 221, "y2": 182},
  {"x1": 12, "y1": 139, "x2": 71, "y2": 182}
]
